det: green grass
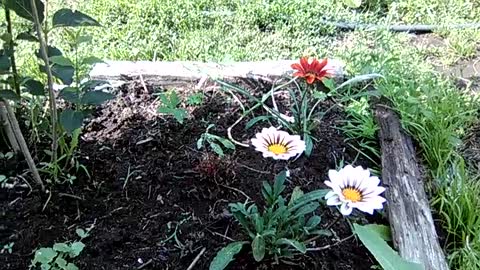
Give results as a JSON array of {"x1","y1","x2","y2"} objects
[{"x1": 7, "y1": 0, "x2": 480, "y2": 268}]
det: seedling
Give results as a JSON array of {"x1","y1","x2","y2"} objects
[
  {"x1": 186, "y1": 92, "x2": 204, "y2": 106},
  {"x1": 197, "y1": 124, "x2": 235, "y2": 157},
  {"x1": 157, "y1": 90, "x2": 187, "y2": 124}
]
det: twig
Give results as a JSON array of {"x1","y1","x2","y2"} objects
[
  {"x1": 31, "y1": 0, "x2": 58, "y2": 166},
  {"x1": 136, "y1": 259, "x2": 153, "y2": 270},
  {"x1": 227, "y1": 114, "x2": 250, "y2": 147},
  {"x1": 139, "y1": 74, "x2": 149, "y2": 94},
  {"x1": 3, "y1": 101, "x2": 44, "y2": 190},
  {"x1": 186, "y1": 247, "x2": 206, "y2": 270},
  {"x1": 59, "y1": 193, "x2": 84, "y2": 200},
  {"x1": 42, "y1": 189, "x2": 52, "y2": 212},
  {"x1": 237, "y1": 163, "x2": 270, "y2": 174},
  {"x1": 219, "y1": 184, "x2": 251, "y2": 200},
  {"x1": 306, "y1": 234, "x2": 355, "y2": 251}
]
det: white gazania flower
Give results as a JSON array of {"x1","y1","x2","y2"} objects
[
  {"x1": 251, "y1": 127, "x2": 306, "y2": 160},
  {"x1": 324, "y1": 165, "x2": 386, "y2": 216}
]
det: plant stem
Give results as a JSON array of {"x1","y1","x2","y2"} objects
[
  {"x1": 5, "y1": 7, "x2": 21, "y2": 97},
  {"x1": 30, "y1": 0, "x2": 58, "y2": 166},
  {"x1": 2, "y1": 100, "x2": 44, "y2": 191},
  {"x1": 0, "y1": 102, "x2": 20, "y2": 153}
]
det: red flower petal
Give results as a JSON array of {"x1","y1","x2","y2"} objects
[
  {"x1": 300, "y1": 57, "x2": 309, "y2": 70},
  {"x1": 291, "y1": 63, "x2": 304, "y2": 72},
  {"x1": 292, "y1": 71, "x2": 305, "y2": 77},
  {"x1": 305, "y1": 74, "x2": 315, "y2": 84}
]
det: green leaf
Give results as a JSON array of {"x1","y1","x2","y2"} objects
[
  {"x1": 336, "y1": 73, "x2": 384, "y2": 90},
  {"x1": 80, "y1": 91, "x2": 114, "y2": 106},
  {"x1": 33, "y1": 248, "x2": 57, "y2": 264},
  {"x1": 304, "y1": 134, "x2": 313, "y2": 156},
  {"x1": 364, "y1": 224, "x2": 392, "y2": 242},
  {"x1": 53, "y1": 243, "x2": 71, "y2": 252},
  {"x1": 49, "y1": 55, "x2": 74, "y2": 67},
  {"x1": 309, "y1": 229, "x2": 332, "y2": 237},
  {"x1": 51, "y1": 64, "x2": 74, "y2": 85},
  {"x1": 186, "y1": 92, "x2": 204, "y2": 106},
  {"x1": 172, "y1": 108, "x2": 187, "y2": 124},
  {"x1": 197, "y1": 137, "x2": 204, "y2": 150},
  {"x1": 55, "y1": 256, "x2": 67, "y2": 268},
  {"x1": 0, "y1": 175, "x2": 7, "y2": 182},
  {"x1": 60, "y1": 109, "x2": 84, "y2": 133},
  {"x1": 69, "y1": 242, "x2": 85, "y2": 257},
  {"x1": 0, "y1": 52, "x2": 11, "y2": 71},
  {"x1": 36, "y1": 46, "x2": 62, "y2": 59},
  {"x1": 288, "y1": 187, "x2": 304, "y2": 206},
  {"x1": 245, "y1": 116, "x2": 270, "y2": 130},
  {"x1": 59, "y1": 87, "x2": 80, "y2": 103},
  {"x1": 209, "y1": 142, "x2": 224, "y2": 157},
  {"x1": 22, "y1": 78, "x2": 44, "y2": 95},
  {"x1": 344, "y1": 0, "x2": 362, "y2": 8},
  {"x1": 65, "y1": 263, "x2": 79, "y2": 270},
  {"x1": 252, "y1": 235, "x2": 265, "y2": 262},
  {"x1": 76, "y1": 35, "x2": 93, "y2": 45},
  {"x1": 0, "y1": 90, "x2": 20, "y2": 101},
  {"x1": 209, "y1": 242, "x2": 246, "y2": 270},
  {"x1": 313, "y1": 91, "x2": 327, "y2": 101},
  {"x1": 276, "y1": 238, "x2": 306, "y2": 253},
  {"x1": 305, "y1": 216, "x2": 321, "y2": 229},
  {"x1": 273, "y1": 170, "x2": 287, "y2": 196},
  {"x1": 292, "y1": 202, "x2": 320, "y2": 219},
  {"x1": 353, "y1": 224, "x2": 424, "y2": 270},
  {"x1": 5, "y1": 0, "x2": 45, "y2": 22},
  {"x1": 289, "y1": 189, "x2": 330, "y2": 212},
  {"x1": 217, "y1": 137, "x2": 235, "y2": 150},
  {"x1": 75, "y1": 228, "x2": 88, "y2": 239},
  {"x1": 82, "y1": 56, "x2": 105, "y2": 65},
  {"x1": 52, "y1": 9, "x2": 101, "y2": 28},
  {"x1": 16, "y1": 32, "x2": 38, "y2": 42}
]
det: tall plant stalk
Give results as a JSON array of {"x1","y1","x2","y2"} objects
[
  {"x1": 30, "y1": 0, "x2": 58, "y2": 166},
  {"x1": 4, "y1": 7, "x2": 20, "y2": 96}
]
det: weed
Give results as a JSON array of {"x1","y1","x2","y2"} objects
[
  {"x1": 157, "y1": 90, "x2": 187, "y2": 124},
  {"x1": 197, "y1": 124, "x2": 235, "y2": 157}
]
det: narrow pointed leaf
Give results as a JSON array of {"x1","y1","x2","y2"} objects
[{"x1": 276, "y1": 238, "x2": 306, "y2": 253}]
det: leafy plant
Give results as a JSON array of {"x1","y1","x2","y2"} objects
[
  {"x1": 353, "y1": 223, "x2": 423, "y2": 270},
  {"x1": 157, "y1": 90, "x2": 187, "y2": 124},
  {"x1": 1, "y1": 242, "x2": 14, "y2": 254},
  {"x1": 210, "y1": 171, "x2": 330, "y2": 269},
  {"x1": 30, "y1": 226, "x2": 92, "y2": 270},
  {"x1": 197, "y1": 124, "x2": 235, "y2": 157},
  {"x1": 186, "y1": 92, "x2": 204, "y2": 106}
]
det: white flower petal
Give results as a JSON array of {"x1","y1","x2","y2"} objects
[
  {"x1": 327, "y1": 195, "x2": 342, "y2": 206},
  {"x1": 325, "y1": 190, "x2": 336, "y2": 199},
  {"x1": 340, "y1": 203, "x2": 353, "y2": 216},
  {"x1": 250, "y1": 127, "x2": 306, "y2": 160}
]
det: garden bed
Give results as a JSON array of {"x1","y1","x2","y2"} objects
[{"x1": 1, "y1": 80, "x2": 379, "y2": 269}]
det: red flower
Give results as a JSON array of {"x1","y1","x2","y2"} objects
[{"x1": 291, "y1": 57, "x2": 331, "y2": 84}]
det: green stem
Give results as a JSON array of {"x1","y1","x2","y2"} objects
[{"x1": 5, "y1": 7, "x2": 21, "y2": 97}]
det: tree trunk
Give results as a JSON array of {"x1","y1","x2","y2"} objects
[
  {"x1": 0, "y1": 102, "x2": 20, "y2": 153},
  {"x1": 374, "y1": 104, "x2": 449, "y2": 270}
]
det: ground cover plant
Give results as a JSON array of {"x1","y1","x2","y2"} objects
[{"x1": 1, "y1": 0, "x2": 480, "y2": 269}]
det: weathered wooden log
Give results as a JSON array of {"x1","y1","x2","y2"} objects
[
  {"x1": 375, "y1": 104, "x2": 449, "y2": 270},
  {"x1": 90, "y1": 60, "x2": 345, "y2": 87}
]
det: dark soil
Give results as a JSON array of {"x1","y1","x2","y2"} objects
[{"x1": 1, "y1": 81, "x2": 378, "y2": 269}]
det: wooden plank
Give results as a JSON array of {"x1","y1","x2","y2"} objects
[
  {"x1": 90, "y1": 59, "x2": 345, "y2": 87},
  {"x1": 375, "y1": 104, "x2": 449, "y2": 270}
]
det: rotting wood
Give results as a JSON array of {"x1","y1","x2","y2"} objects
[
  {"x1": 90, "y1": 60, "x2": 345, "y2": 87},
  {"x1": 375, "y1": 104, "x2": 449, "y2": 270}
]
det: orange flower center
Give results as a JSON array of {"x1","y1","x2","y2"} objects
[
  {"x1": 342, "y1": 188, "x2": 362, "y2": 202},
  {"x1": 267, "y1": 144, "x2": 288, "y2": 155}
]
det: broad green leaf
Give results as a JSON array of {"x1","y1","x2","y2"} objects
[
  {"x1": 254, "y1": 214, "x2": 264, "y2": 233},
  {"x1": 16, "y1": 32, "x2": 38, "y2": 42},
  {"x1": 217, "y1": 137, "x2": 235, "y2": 150},
  {"x1": 82, "y1": 56, "x2": 105, "y2": 65},
  {"x1": 76, "y1": 35, "x2": 93, "y2": 45},
  {"x1": 209, "y1": 242, "x2": 246, "y2": 270},
  {"x1": 252, "y1": 235, "x2": 265, "y2": 262},
  {"x1": 273, "y1": 170, "x2": 287, "y2": 196},
  {"x1": 364, "y1": 224, "x2": 392, "y2": 242},
  {"x1": 52, "y1": 9, "x2": 101, "y2": 28},
  {"x1": 172, "y1": 108, "x2": 187, "y2": 124},
  {"x1": 353, "y1": 224, "x2": 424, "y2": 270},
  {"x1": 40, "y1": 263, "x2": 51, "y2": 270},
  {"x1": 276, "y1": 238, "x2": 306, "y2": 253},
  {"x1": 36, "y1": 46, "x2": 62, "y2": 59},
  {"x1": 69, "y1": 242, "x2": 85, "y2": 257},
  {"x1": 55, "y1": 256, "x2": 67, "y2": 268},
  {"x1": 344, "y1": 0, "x2": 362, "y2": 8},
  {"x1": 0, "y1": 53, "x2": 11, "y2": 71},
  {"x1": 59, "y1": 87, "x2": 80, "y2": 103},
  {"x1": 51, "y1": 64, "x2": 74, "y2": 85},
  {"x1": 322, "y1": 78, "x2": 336, "y2": 91},
  {"x1": 5, "y1": 0, "x2": 45, "y2": 22},
  {"x1": 53, "y1": 243, "x2": 71, "y2": 252},
  {"x1": 305, "y1": 216, "x2": 321, "y2": 229},
  {"x1": 76, "y1": 228, "x2": 88, "y2": 239},
  {"x1": 288, "y1": 187, "x2": 304, "y2": 206},
  {"x1": 309, "y1": 229, "x2": 332, "y2": 237},
  {"x1": 209, "y1": 142, "x2": 224, "y2": 157},
  {"x1": 49, "y1": 55, "x2": 74, "y2": 67},
  {"x1": 81, "y1": 80, "x2": 109, "y2": 91},
  {"x1": 0, "y1": 33, "x2": 12, "y2": 42},
  {"x1": 245, "y1": 116, "x2": 270, "y2": 130},
  {"x1": 169, "y1": 91, "x2": 181, "y2": 107},
  {"x1": 0, "y1": 90, "x2": 20, "y2": 101},
  {"x1": 80, "y1": 91, "x2": 114, "y2": 106},
  {"x1": 196, "y1": 137, "x2": 204, "y2": 150},
  {"x1": 33, "y1": 248, "x2": 57, "y2": 264},
  {"x1": 22, "y1": 78, "x2": 44, "y2": 95},
  {"x1": 60, "y1": 109, "x2": 84, "y2": 133},
  {"x1": 304, "y1": 134, "x2": 313, "y2": 156},
  {"x1": 65, "y1": 263, "x2": 79, "y2": 270}
]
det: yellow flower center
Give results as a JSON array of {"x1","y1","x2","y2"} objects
[
  {"x1": 267, "y1": 144, "x2": 288, "y2": 155},
  {"x1": 342, "y1": 188, "x2": 362, "y2": 202}
]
